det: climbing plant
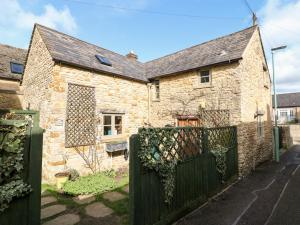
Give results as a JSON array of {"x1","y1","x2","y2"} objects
[
  {"x1": 210, "y1": 144, "x2": 229, "y2": 182},
  {"x1": 138, "y1": 128, "x2": 181, "y2": 204},
  {"x1": 0, "y1": 119, "x2": 32, "y2": 212}
]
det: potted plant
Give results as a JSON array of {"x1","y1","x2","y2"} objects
[{"x1": 54, "y1": 171, "x2": 70, "y2": 189}]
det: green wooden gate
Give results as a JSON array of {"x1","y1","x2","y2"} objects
[
  {"x1": 0, "y1": 110, "x2": 43, "y2": 225},
  {"x1": 129, "y1": 126, "x2": 238, "y2": 225}
]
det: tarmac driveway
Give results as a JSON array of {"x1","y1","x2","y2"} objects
[{"x1": 175, "y1": 145, "x2": 300, "y2": 225}]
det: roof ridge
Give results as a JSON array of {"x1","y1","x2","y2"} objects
[
  {"x1": 275, "y1": 92, "x2": 300, "y2": 95},
  {"x1": 145, "y1": 25, "x2": 257, "y2": 64},
  {"x1": 0, "y1": 43, "x2": 27, "y2": 51},
  {"x1": 35, "y1": 23, "x2": 144, "y2": 65}
]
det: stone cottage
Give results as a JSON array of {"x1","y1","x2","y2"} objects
[
  {"x1": 0, "y1": 44, "x2": 27, "y2": 109},
  {"x1": 273, "y1": 92, "x2": 300, "y2": 124},
  {"x1": 22, "y1": 24, "x2": 273, "y2": 183}
]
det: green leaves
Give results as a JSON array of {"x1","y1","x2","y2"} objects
[
  {"x1": 210, "y1": 145, "x2": 229, "y2": 182},
  {"x1": 0, "y1": 180, "x2": 32, "y2": 212},
  {"x1": 0, "y1": 120, "x2": 32, "y2": 212},
  {"x1": 138, "y1": 128, "x2": 179, "y2": 204}
]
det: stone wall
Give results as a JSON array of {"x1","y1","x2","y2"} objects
[
  {"x1": 237, "y1": 28, "x2": 273, "y2": 175},
  {"x1": 22, "y1": 28, "x2": 57, "y2": 183},
  {"x1": 149, "y1": 27, "x2": 273, "y2": 176},
  {"x1": 149, "y1": 62, "x2": 241, "y2": 127},
  {"x1": 22, "y1": 29, "x2": 149, "y2": 183},
  {"x1": 40, "y1": 64, "x2": 148, "y2": 182},
  {"x1": 0, "y1": 79, "x2": 23, "y2": 109}
]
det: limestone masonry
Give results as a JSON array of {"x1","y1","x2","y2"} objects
[{"x1": 21, "y1": 24, "x2": 273, "y2": 183}]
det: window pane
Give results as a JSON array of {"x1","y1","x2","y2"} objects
[
  {"x1": 104, "y1": 126, "x2": 112, "y2": 135},
  {"x1": 201, "y1": 70, "x2": 209, "y2": 77},
  {"x1": 115, "y1": 116, "x2": 122, "y2": 125},
  {"x1": 10, "y1": 63, "x2": 24, "y2": 74},
  {"x1": 154, "y1": 80, "x2": 160, "y2": 99},
  {"x1": 201, "y1": 76, "x2": 209, "y2": 83},
  {"x1": 104, "y1": 116, "x2": 111, "y2": 125}
]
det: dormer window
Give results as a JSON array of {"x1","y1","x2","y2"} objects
[
  {"x1": 10, "y1": 62, "x2": 24, "y2": 74},
  {"x1": 95, "y1": 55, "x2": 112, "y2": 66}
]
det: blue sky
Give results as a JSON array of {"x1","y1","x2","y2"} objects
[{"x1": 1, "y1": 0, "x2": 300, "y2": 93}]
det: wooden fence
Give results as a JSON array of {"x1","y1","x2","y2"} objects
[
  {"x1": 129, "y1": 126, "x2": 238, "y2": 225},
  {"x1": 0, "y1": 110, "x2": 43, "y2": 225}
]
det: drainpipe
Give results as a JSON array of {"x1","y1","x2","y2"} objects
[{"x1": 147, "y1": 83, "x2": 151, "y2": 126}]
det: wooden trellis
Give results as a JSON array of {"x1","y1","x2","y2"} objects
[{"x1": 65, "y1": 83, "x2": 96, "y2": 147}]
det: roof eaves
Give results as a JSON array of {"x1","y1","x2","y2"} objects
[
  {"x1": 147, "y1": 57, "x2": 242, "y2": 80},
  {"x1": 54, "y1": 59, "x2": 149, "y2": 84}
]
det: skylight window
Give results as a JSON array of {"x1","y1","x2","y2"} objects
[
  {"x1": 95, "y1": 55, "x2": 112, "y2": 66},
  {"x1": 10, "y1": 62, "x2": 24, "y2": 74}
]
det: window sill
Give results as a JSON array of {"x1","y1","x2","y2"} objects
[
  {"x1": 100, "y1": 135, "x2": 128, "y2": 143},
  {"x1": 193, "y1": 84, "x2": 213, "y2": 89}
]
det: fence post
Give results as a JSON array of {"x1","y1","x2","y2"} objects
[
  {"x1": 27, "y1": 112, "x2": 43, "y2": 225},
  {"x1": 233, "y1": 126, "x2": 239, "y2": 175},
  {"x1": 202, "y1": 128, "x2": 209, "y2": 196},
  {"x1": 129, "y1": 134, "x2": 142, "y2": 225}
]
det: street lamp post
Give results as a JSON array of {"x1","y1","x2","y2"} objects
[{"x1": 271, "y1": 45, "x2": 287, "y2": 162}]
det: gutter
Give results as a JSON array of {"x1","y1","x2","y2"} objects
[
  {"x1": 53, "y1": 59, "x2": 149, "y2": 84},
  {"x1": 147, "y1": 58, "x2": 242, "y2": 81}
]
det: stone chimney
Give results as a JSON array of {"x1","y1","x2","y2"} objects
[{"x1": 126, "y1": 50, "x2": 138, "y2": 61}]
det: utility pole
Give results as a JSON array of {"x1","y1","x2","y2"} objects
[
  {"x1": 252, "y1": 12, "x2": 257, "y2": 25},
  {"x1": 272, "y1": 45, "x2": 287, "y2": 162}
]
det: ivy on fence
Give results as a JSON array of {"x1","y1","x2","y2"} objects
[
  {"x1": 0, "y1": 119, "x2": 32, "y2": 212},
  {"x1": 138, "y1": 128, "x2": 180, "y2": 204}
]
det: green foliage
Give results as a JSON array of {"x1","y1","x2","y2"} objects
[
  {"x1": 210, "y1": 145, "x2": 229, "y2": 182},
  {"x1": 0, "y1": 180, "x2": 31, "y2": 212},
  {"x1": 138, "y1": 128, "x2": 179, "y2": 204},
  {"x1": 0, "y1": 119, "x2": 32, "y2": 212},
  {"x1": 103, "y1": 169, "x2": 117, "y2": 178},
  {"x1": 63, "y1": 172, "x2": 118, "y2": 195}
]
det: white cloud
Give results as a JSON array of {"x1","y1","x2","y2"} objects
[
  {"x1": 259, "y1": 0, "x2": 300, "y2": 93},
  {"x1": 0, "y1": 0, "x2": 77, "y2": 48}
]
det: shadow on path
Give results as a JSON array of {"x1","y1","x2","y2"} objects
[{"x1": 175, "y1": 145, "x2": 300, "y2": 225}]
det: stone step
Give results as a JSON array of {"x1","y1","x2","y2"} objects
[
  {"x1": 41, "y1": 205, "x2": 67, "y2": 219},
  {"x1": 42, "y1": 214, "x2": 80, "y2": 225}
]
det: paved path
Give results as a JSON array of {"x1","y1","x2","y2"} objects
[
  {"x1": 175, "y1": 145, "x2": 300, "y2": 225},
  {"x1": 41, "y1": 185, "x2": 129, "y2": 225}
]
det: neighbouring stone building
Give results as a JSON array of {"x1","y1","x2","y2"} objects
[
  {"x1": 0, "y1": 44, "x2": 27, "y2": 109},
  {"x1": 22, "y1": 24, "x2": 273, "y2": 183},
  {"x1": 273, "y1": 92, "x2": 300, "y2": 124}
]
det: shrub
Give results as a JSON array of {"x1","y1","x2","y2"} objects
[
  {"x1": 63, "y1": 173, "x2": 116, "y2": 195},
  {"x1": 67, "y1": 169, "x2": 80, "y2": 181}
]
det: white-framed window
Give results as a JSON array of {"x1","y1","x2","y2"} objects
[
  {"x1": 103, "y1": 114, "x2": 123, "y2": 136},
  {"x1": 280, "y1": 111, "x2": 288, "y2": 118},
  {"x1": 257, "y1": 115, "x2": 264, "y2": 139},
  {"x1": 200, "y1": 70, "x2": 210, "y2": 84},
  {"x1": 154, "y1": 80, "x2": 160, "y2": 100}
]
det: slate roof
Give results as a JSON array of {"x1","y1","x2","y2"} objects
[
  {"x1": 145, "y1": 26, "x2": 257, "y2": 79},
  {"x1": 36, "y1": 25, "x2": 147, "y2": 82},
  {"x1": 0, "y1": 44, "x2": 27, "y2": 80},
  {"x1": 35, "y1": 24, "x2": 257, "y2": 82},
  {"x1": 273, "y1": 92, "x2": 300, "y2": 108}
]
